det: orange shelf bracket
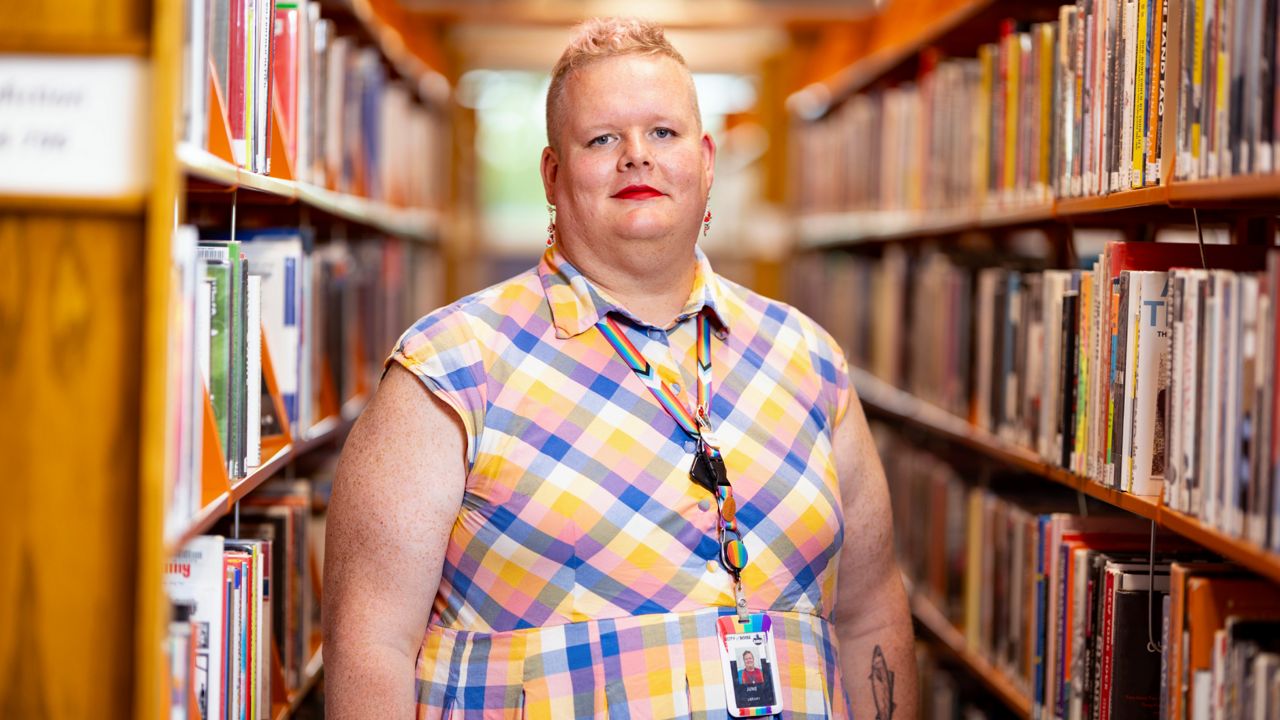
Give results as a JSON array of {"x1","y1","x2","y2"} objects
[
  {"x1": 201, "y1": 383, "x2": 231, "y2": 508},
  {"x1": 267, "y1": 94, "x2": 296, "y2": 181},
  {"x1": 260, "y1": 325, "x2": 293, "y2": 458},
  {"x1": 206, "y1": 61, "x2": 236, "y2": 166}
]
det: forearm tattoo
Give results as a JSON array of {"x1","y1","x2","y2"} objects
[{"x1": 869, "y1": 645, "x2": 896, "y2": 720}]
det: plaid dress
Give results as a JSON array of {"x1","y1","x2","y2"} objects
[{"x1": 388, "y1": 246, "x2": 854, "y2": 719}]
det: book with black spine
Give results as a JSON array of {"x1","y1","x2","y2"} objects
[{"x1": 1107, "y1": 571, "x2": 1170, "y2": 719}]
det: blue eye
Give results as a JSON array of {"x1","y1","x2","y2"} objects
[
  {"x1": 590, "y1": 135, "x2": 612, "y2": 146},
  {"x1": 654, "y1": 128, "x2": 674, "y2": 139}
]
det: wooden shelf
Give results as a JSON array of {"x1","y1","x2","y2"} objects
[
  {"x1": 1053, "y1": 185, "x2": 1170, "y2": 215},
  {"x1": 794, "y1": 172, "x2": 1280, "y2": 245},
  {"x1": 0, "y1": 36, "x2": 150, "y2": 55},
  {"x1": 851, "y1": 367, "x2": 1280, "y2": 585},
  {"x1": 0, "y1": 193, "x2": 148, "y2": 215},
  {"x1": 798, "y1": 204, "x2": 1062, "y2": 249},
  {"x1": 166, "y1": 397, "x2": 365, "y2": 553},
  {"x1": 910, "y1": 590, "x2": 1033, "y2": 718},
  {"x1": 178, "y1": 143, "x2": 440, "y2": 242},
  {"x1": 798, "y1": 185, "x2": 1190, "y2": 246},
  {"x1": 1168, "y1": 174, "x2": 1280, "y2": 204},
  {"x1": 787, "y1": 0, "x2": 1000, "y2": 118}
]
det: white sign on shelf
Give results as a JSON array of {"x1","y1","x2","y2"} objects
[{"x1": 0, "y1": 54, "x2": 150, "y2": 197}]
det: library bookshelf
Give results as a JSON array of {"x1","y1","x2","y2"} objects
[
  {"x1": 851, "y1": 367, "x2": 1280, "y2": 586},
  {"x1": 179, "y1": 144, "x2": 442, "y2": 243},
  {"x1": 797, "y1": 179, "x2": 1280, "y2": 249},
  {"x1": 0, "y1": 0, "x2": 449, "y2": 715},
  {"x1": 787, "y1": 0, "x2": 1280, "y2": 713}
]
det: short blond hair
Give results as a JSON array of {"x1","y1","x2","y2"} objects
[{"x1": 546, "y1": 17, "x2": 699, "y2": 148}]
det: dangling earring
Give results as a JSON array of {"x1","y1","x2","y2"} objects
[
  {"x1": 702, "y1": 204, "x2": 712, "y2": 237},
  {"x1": 546, "y1": 204, "x2": 556, "y2": 247}
]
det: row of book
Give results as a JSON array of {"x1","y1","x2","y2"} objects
[
  {"x1": 165, "y1": 225, "x2": 441, "y2": 539},
  {"x1": 181, "y1": 0, "x2": 447, "y2": 207},
  {"x1": 796, "y1": 0, "x2": 1280, "y2": 217},
  {"x1": 879, "y1": 434, "x2": 1280, "y2": 720},
  {"x1": 1173, "y1": 0, "x2": 1280, "y2": 180},
  {"x1": 164, "y1": 480, "x2": 319, "y2": 720},
  {"x1": 799, "y1": 238, "x2": 1280, "y2": 551}
]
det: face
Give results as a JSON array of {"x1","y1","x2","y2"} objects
[
  {"x1": 541, "y1": 54, "x2": 715, "y2": 254},
  {"x1": 743, "y1": 652, "x2": 755, "y2": 669}
]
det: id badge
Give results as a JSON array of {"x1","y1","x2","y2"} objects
[{"x1": 715, "y1": 613, "x2": 783, "y2": 717}]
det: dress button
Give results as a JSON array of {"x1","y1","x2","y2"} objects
[
  {"x1": 706, "y1": 560, "x2": 719, "y2": 573},
  {"x1": 648, "y1": 328, "x2": 664, "y2": 340},
  {"x1": 671, "y1": 383, "x2": 682, "y2": 394},
  {"x1": 684, "y1": 440, "x2": 697, "y2": 453},
  {"x1": 698, "y1": 499, "x2": 711, "y2": 512}
]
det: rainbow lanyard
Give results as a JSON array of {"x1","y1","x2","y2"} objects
[{"x1": 597, "y1": 312, "x2": 751, "y2": 619}]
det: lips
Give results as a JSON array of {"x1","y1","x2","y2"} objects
[{"x1": 612, "y1": 185, "x2": 664, "y2": 200}]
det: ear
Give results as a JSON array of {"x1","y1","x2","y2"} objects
[
  {"x1": 701, "y1": 132, "x2": 716, "y2": 194},
  {"x1": 540, "y1": 146, "x2": 560, "y2": 205}
]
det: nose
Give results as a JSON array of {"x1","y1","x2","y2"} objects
[{"x1": 618, "y1": 131, "x2": 653, "y2": 170}]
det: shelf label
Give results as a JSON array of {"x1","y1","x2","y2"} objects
[{"x1": 0, "y1": 55, "x2": 150, "y2": 197}]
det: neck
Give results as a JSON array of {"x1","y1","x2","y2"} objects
[{"x1": 558, "y1": 237, "x2": 698, "y2": 327}]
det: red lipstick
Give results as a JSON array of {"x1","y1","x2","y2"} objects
[{"x1": 612, "y1": 185, "x2": 664, "y2": 200}]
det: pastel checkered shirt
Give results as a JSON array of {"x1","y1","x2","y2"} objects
[{"x1": 388, "y1": 245, "x2": 854, "y2": 719}]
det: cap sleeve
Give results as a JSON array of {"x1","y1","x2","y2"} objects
[
  {"x1": 802, "y1": 318, "x2": 853, "y2": 432},
  {"x1": 385, "y1": 311, "x2": 488, "y2": 469}
]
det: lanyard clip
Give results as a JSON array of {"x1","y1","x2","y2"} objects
[
  {"x1": 733, "y1": 579, "x2": 749, "y2": 622},
  {"x1": 695, "y1": 405, "x2": 722, "y2": 451}
]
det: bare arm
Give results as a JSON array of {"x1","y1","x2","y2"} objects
[
  {"x1": 832, "y1": 390, "x2": 917, "y2": 720},
  {"x1": 323, "y1": 363, "x2": 468, "y2": 720}
]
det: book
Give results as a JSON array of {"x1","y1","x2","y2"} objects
[
  {"x1": 245, "y1": 273, "x2": 262, "y2": 468},
  {"x1": 164, "y1": 536, "x2": 226, "y2": 720},
  {"x1": 1128, "y1": 271, "x2": 1171, "y2": 495},
  {"x1": 1106, "y1": 569, "x2": 1170, "y2": 718}
]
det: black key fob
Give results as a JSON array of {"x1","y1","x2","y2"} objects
[
  {"x1": 707, "y1": 453, "x2": 728, "y2": 487},
  {"x1": 690, "y1": 450, "x2": 718, "y2": 494}
]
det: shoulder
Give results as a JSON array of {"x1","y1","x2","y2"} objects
[
  {"x1": 394, "y1": 268, "x2": 545, "y2": 367},
  {"x1": 715, "y1": 274, "x2": 847, "y2": 373},
  {"x1": 714, "y1": 273, "x2": 852, "y2": 426}
]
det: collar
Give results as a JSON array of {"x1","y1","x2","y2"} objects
[{"x1": 538, "y1": 243, "x2": 730, "y2": 340}]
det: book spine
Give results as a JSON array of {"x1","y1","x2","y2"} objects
[
  {"x1": 1177, "y1": 0, "x2": 1197, "y2": 178},
  {"x1": 1148, "y1": 0, "x2": 1167, "y2": 182},
  {"x1": 1212, "y1": 0, "x2": 1230, "y2": 176},
  {"x1": 1063, "y1": 293, "x2": 1082, "y2": 469},
  {"x1": 1099, "y1": 568, "x2": 1118, "y2": 720},
  {"x1": 1075, "y1": 1, "x2": 1089, "y2": 196},
  {"x1": 1077, "y1": 274, "x2": 1094, "y2": 473},
  {"x1": 1133, "y1": 0, "x2": 1150, "y2": 188},
  {"x1": 1193, "y1": 0, "x2": 1206, "y2": 177},
  {"x1": 1005, "y1": 24, "x2": 1021, "y2": 199},
  {"x1": 1167, "y1": 273, "x2": 1186, "y2": 510},
  {"x1": 1261, "y1": 0, "x2": 1277, "y2": 173},
  {"x1": 1033, "y1": 515, "x2": 1050, "y2": 717},
  {"x1": 1131, "y1": 272, "x2": 1172, "y2": 496},
  {"x1": 1121, "y1": 0, "x2": 1137, "y2": 191},
  {"x1": 1083, "y1": 0, "x2": 1096, "y2": 193}
]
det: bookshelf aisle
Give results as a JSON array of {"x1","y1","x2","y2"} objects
[
  {"x1": 0, "y1": 0, "x2": 450, "y2": 714},
  {"x1": 790, "y1": 0, "x2": 1280, "y2": 717}
]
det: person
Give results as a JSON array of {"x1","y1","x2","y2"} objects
[
  {"x1": 324, "y1": 17, "x2": 916, "y2": 720},
  {"x1": 739, "y1": 651, "x2": 764, "y2": 686}
]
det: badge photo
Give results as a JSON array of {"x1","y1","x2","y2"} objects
[{"x1": 716, "y1": 614, "x2": 783, "y2": 717}]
